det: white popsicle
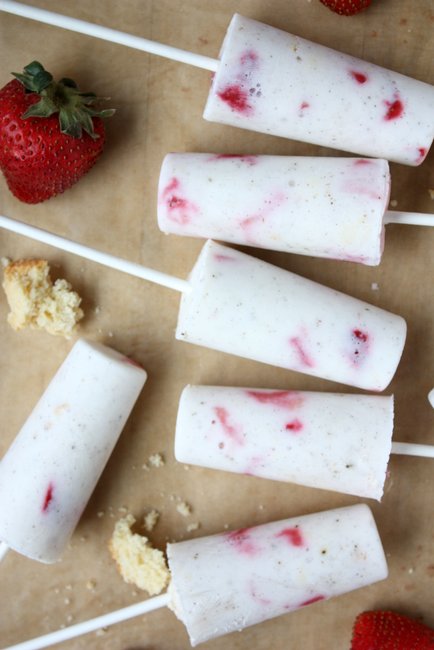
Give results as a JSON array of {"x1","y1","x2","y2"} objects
[
  {"x1": 175, "y1": 386, "x2": 393, "y2": 499},
  {"x1": 0, "y1": 215, "x2": 406, "y2": 390},
  {"x1": 158, "y1": 154, "x2": 434, "y2": 265},
  {"x1": 1, "y1": 3, "x2": 433, "y2": 164},
  {"x1": 0, "y1": 338, "x2": 146, "y2": 563},
  {"x1": 175, "y1": 386, "x2": 434, "y2": 500},
  {"x1": 167, "y1": 504, "x2": 387, "y2": 645},
  {"x1": 203, "y1": 15, "x2": 434, "y2": 166},
  {"x1": 2, "y1": 504, "x2": 388, "y2": 650},
  {"x1": 176, "y1": 240, "x2": 406, "y2": 391}
]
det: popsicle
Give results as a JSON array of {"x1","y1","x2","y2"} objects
[
  {"x1": 0, "y1": 215, "x2": 406, "y2": 391},
  {"x1": 158, "y1": 154, "x2": 434, "y2": 265},
  {"x1": 1, "y1": 3, "x2": 434, "y2": 164},
  {"x1": 175, "y1": 386, "x2": 434, "y2": 500},
  {"x1": 2, "y1": 504, "x2": 388, "y2": 650},
  {"x1": 0, "y1": 338, "x2": 146, "y2": 563}
]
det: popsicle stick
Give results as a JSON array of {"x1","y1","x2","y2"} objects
[
  {"x1": 0, "y1": 215, "x2": 190, "y2": 294},
  {"x1": 391, "y1": 442, "x2": 434, "y2": 458},
  {"x1": 1, "y1": 593, "x2": 170, "y2": 650},
  {"x1": 0, "y1": 0, "x2": 218, "y2": 72},
  {"x1": 384, "y1": 210, "x2": 434, "y2": 227},
  {"x1": 0, "y1": 541, "x2": 9, "y2": 562}
]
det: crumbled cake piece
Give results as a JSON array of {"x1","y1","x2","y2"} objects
[
  {"x1": 176, "y1": 500, "x2": 192, "y2": 517},
  {"x1": 143, "y1": 509, "x2": 160, "y2": 532},
  {"x1": 108, "y1": 514, "x2": 170, "y2": 595},
  {"x1": 186, "y1": 522, "x2": 200, "y2": 533},
  {"x1": 2, "y1": 258, "x2": 83, "y2": 338}
]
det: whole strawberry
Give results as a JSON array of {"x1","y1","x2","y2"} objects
[
  {"x1": 0, "y1": 61, "x2": 114, "y2": 203},
  {"x1": 319, "y1": 0, "x2": 372, "y2": 15},
  {"x1": 351, "y1": 610, "x2": 434, "y2": 650}
]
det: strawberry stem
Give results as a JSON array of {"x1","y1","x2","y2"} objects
[{"x1": 12, "y1": 61, "x2": 115, "y2": 140}]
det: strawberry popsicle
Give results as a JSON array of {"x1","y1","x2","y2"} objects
[
  {"x1": 203, "y1": 14, "x2": 434, "y2": 166},
  {"x1": 158, "y1": 154, "x2": 391, "y2": 265},
  {"x1": 176, "y1": 240, "x2": 406, "y2": 391},
  {"x1": 175, "y1": 386, "x2": 393, "y2": 500},
  {"x1": 0, "y1": 338, "x2": 146, "y2": 563},
  {"x1": 167, "y1": 504, "x2": 388, "y2": 646}
]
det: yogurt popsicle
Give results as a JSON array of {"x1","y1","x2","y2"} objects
[
  {"x1": 158, "y1": 154, "x2": 390, "y2": 265},
  {"x1": 0, "y1": 338, "x2": 146, "y2": 563},
  {"x1": 176, "y1": 240, "x2": 406, "y2": 391},
  {"x1": 4, "y1": 504, "x2": 388, "y2": 649},
  {"x1": 203, "y1": 14, "x2": 434, "y2": 166},
  {"x1": 167, "y1": 504, "x2": 388, "y2": 646},
  {"x1": 175, "y1": 386, "x2": 393, "y2": 500},
  {"x1": 0, "y1": 215, "x2": 406, "y2": 390},
  {"x1": 2, "y1": 4, "x2": 433, "y2": 164}
]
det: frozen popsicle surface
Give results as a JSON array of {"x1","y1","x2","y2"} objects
[
  {"x1": 158, "y1": 154, "x2": 390, "y2": 265},
  {"x1": 0, "y1": 338, "x2": 147, "y2": 563},
  {"x1": 203, "y1": 14, "x2": 434, "y2": 165},
  {"x1": 175, "y1": 386, "x2": 393, "y2": 500},
  {"x1": 176, "y1": 240, "x2": 406, "y2": 390},
  {"x1": 167, "y1": 504, "x2": 388, "y2": 646}
]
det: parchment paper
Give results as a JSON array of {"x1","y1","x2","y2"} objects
[{"x1": 0, "y1": 1, "x2": 433, "y2": 648}]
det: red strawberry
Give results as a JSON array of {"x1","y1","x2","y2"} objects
[
  {"x1": 351, "y1": 610, "x2": 434, "y2": 650},
  {"x1": 0, "y1": 61, "x2": 114, "y2": 203},
  {"x1": 319, "y1": 0, "x2": 372, "y2": 16}
]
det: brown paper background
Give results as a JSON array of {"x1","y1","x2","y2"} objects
[{"x1": 0, "y1": 1, "x2": 433, "y2": 648}]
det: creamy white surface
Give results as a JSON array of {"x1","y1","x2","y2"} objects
[
  {"x1": 203, "y1": 14, "x2": 434, "y2": 166},
  {"x1": 175, "y1": 386, "x2": 393, "y2": 499},
  {"x1": 176, "y1": 240, "x2": 406, "y2": 390},
  {"x1": 0, "y1": 339, "x2": 146, "y2": 563},
  {"x1": 167, "y1": 504, "x2": 388, "y2": 646},
  {"x1": 158, "y1": 154, "x2": 389, "y2": 265}
]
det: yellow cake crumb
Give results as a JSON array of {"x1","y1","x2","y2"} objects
[
  {"x1": 108, "y1": 514, "x2": 170, "y2": 595},
  {"x1": 143, "y1": 509, "x2": 160, "y2": 532},
  {"x1": 176, "y1": 501, "x2": 192, "y2": 517},
  {"x1": 2, "y1": 258, "x2": 83, "y2": 338},
  {"x1": 148, "y1": 453, "x2": 165, "y2": 467}
]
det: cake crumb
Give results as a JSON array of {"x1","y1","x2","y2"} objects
[
  {"x1": 371, "y1": 282, "x2": 380, "y2": 291},
  {"x1": 97, "y1": 511, "x2": 105, "y2": 518},
  {"x1": 149, "y1": 453, "x2": 165, "y2": 468},
  {"x1": 143, "y1": 509, "x2": 160, "y2": 532},
  {"x1": 176, "y1": 501, "x2": 192, "y2": 517},
  {"x1": 109, "y1": 514, "x2": 170, "y2": 595},
  {"x1": 390, "y1": 199, "x2": 398, "y2": 208},
  {"x1": 2, "y1": 258, "x2": 83, "y2": 338},
  {"x1": 118, "y1": 506, "x2": 128, "y2": 514},
  {"x1": 86, "y1": 580, "x2": 96, "y2": 590},
  {"x1": 186, "y1": 522, "x2": 200, "y2": 533}
]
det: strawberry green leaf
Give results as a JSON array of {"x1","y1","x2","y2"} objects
[{"x1": 12, "y1": 61, "x2": 115, "y2": 139}]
